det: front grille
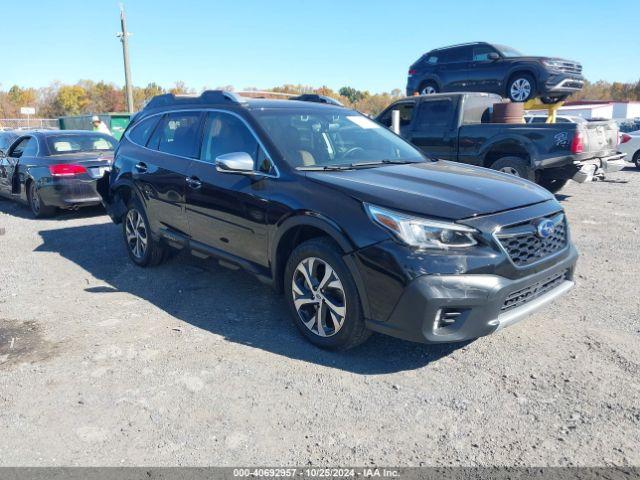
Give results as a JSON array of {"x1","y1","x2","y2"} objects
[
  {"x1": 556, "y1": 62, "x2": 582, "y2": 74},
  {"x1": 496, "y1": 213, "x2": 568, "y2": 267},
  {"x1": 501, "y1": 269, "x2": 569, "y2": 312}
]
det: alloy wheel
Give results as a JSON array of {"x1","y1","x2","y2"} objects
[
  {"x1": 292, "y1": 257, "x2": 346, "y2": 337},
  {"x1": 421, "y1": 85, "x2": 437, "y2": 95},
  {"x1": 510, "y1": 78, "x2": 532, "y2": 102},
  {"x1": 125, "y1": 209, "x2": 148, "y2": 259}
]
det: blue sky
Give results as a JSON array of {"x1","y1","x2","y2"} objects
[{"x1": 4, "y1": 0, "x2": 639, "y2": 92}]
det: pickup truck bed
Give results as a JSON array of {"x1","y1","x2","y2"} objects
[{"x1": 376, "y1": 92, "x2": 626, "y2": 192}]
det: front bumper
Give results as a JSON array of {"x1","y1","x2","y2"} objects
[
  {"x1": 364, "y1": 244, "x2": 578, "y2": 344},
  {"x1": 38, "y1": 178, "x2": 102, "y2": 208},
  {"x1": 543, "y1": 73, "x2": 585, "y2": 94}
]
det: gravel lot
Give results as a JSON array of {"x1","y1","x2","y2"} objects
[{"x1": 0, "y1": 168, "x2": 639, "y2": 467}]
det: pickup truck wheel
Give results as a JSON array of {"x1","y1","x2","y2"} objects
[
  {"x1": 285, "y1": 237, "x2": 371, "y2": 350},
  {"x1": 507, "y1": 74, "x2": 536, "y2": 102},
  {"x1": 538, "y1": 177, "x2": 569, "y2": 194},
  {"x1": 123, "y1": 198, "x2": 166, "y2": 267},
  {"x1": 490, "y1": 156, "x2": 535, "y2": 181},
  {"x1": 420, "y1": 82, "x2": 439, "y2": 95}
]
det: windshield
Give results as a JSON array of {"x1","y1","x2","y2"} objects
[
  {"x1": 495, "y1": 44, "x2": 523, "y2": 58},
  {"x1": 47, "y1": 134, "x2": 115, "y2": 155},
  {"x1": 252, "y1": 109, "x2": 425, "y2": 169}
]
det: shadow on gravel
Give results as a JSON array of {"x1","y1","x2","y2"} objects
[
  {"x1": 0, "y1": 200, "x2": 106, "y2": 221},
  {"x1": 35, "y1": 222, "x2": 466, "y2": 374}
]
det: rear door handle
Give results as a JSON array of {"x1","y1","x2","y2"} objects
[
  {"x1": 186, "y1": 176, "x2": 202, "y2": 189},
  {"x1": 134, "y1": 162, "x2": 148, "y2": 173}
]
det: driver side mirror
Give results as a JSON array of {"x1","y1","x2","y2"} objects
[
  {"x1": 488, "y1": 52, "x2": 500, "y2": 61},
  {"x1": 215, "y1": 152, "x2": 255, "y2": 174}
]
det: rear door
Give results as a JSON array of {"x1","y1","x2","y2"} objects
[
  {"x1": 406, "y1": 97, "x2": 457, "y2": 160},
  {"x1": 438, "y1": 46, "x2": 472, "y2": 91},
  {"x1": 184, "y1": 111, "x2": 272, "y2": 267},
  {"x1": 135, "y1": 111, "x2": 203, "y2": 234}
]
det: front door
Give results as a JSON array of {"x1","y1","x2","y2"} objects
[
  {"x1": 185, "y1": 111, "x2": 272, "y2": 267},
  {"x1": 468, "y1": 44, "x2": 504, "y2": 93}
]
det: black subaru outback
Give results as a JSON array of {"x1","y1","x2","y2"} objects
[{"x1": 99, "y1": 91, "x2": 578, "y2": 350}]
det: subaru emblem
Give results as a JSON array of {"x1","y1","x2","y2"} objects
[{"x1": 536, "y1": 219, "x2": 555, "y2": 239}]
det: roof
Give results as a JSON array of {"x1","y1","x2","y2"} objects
[
  {"x1": 142, "y1": 90, "x2": 348, "y2": 114},
  {"x1": 430, "y1": 41, "x2": 487, "y2": 52}
]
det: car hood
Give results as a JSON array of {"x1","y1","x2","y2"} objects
[
  {"x1": 511, "y1": 56, "x2": 580, "y2": 65},
  {"x1": 304, "y1": 161, "x2": 554, "y2": 220}
]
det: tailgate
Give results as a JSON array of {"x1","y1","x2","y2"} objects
[{"x1": 582, "y1": 121, "x2": 618, "y2": 156}]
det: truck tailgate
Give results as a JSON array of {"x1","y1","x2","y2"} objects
[{"x1": 582, "y1": 120, "x2": 618, "y2": 156}]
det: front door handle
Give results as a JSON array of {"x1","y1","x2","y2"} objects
[
  {"x1": 186, "y1": 176, "x2": 202, "y2": 189},
  {"x1": 134, "y1": 162, "x2": 148, "y2": 173}
]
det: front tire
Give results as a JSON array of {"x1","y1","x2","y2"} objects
[
  {"x1": 490, "y1": 156, "x2": 535, "y2": 181},
  {"x1": 123, "y1": 198, "x2": 165, "y2": 267},
  {"x1": 633, "y1": 151, "x2": 640, "y2": 169},
  {"x1": 28, "y1": 181, "x2": 55, "y2": 218},
  {"x1": 284, "y1": 237, "x2": 370, "y2": 350},
  {"x1": 507, "y1": 74, "x2": 536, "y2": 102}
]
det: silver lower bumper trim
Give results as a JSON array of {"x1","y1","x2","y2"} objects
[
  {"x1": 548, "y1": 78, "x2": 584, "y2": 91},
  {"x1": 492, "y1": 280, "x2": 575, "y2": 330}
]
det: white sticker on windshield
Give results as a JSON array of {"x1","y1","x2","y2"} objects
[{"x1": 346, "y1": 115, "x2": 381, "y2": 129}]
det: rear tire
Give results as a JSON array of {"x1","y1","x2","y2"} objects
[
  {"x1": 28, "y1": 181, "x2": 56, "y2": 218},
  {"x1": 123, "y1": 197, "x2": 166, "y2": 267},
  {"x1": 538, "y1": 177, "x2": 569, "y2": 194},
  {"x1": 420, "y1": 81, "x2": 439, "y2": 95},
  {"x1": 633, "y1": 150, "x2": 640, "y2": 169},
  {"x1": 284, "y1": 237, "x2": 370, "y2": 350},
  {"x1": 490, "y1": 156, "x2": 535, "y2": 181}
]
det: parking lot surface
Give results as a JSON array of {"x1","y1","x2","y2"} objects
[{"x1": 0, "y1": 168, "x2": 639, "y2": 466}]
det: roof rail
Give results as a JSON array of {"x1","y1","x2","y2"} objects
[
  {"x1": 144, "y1": 90, "x2": 248, "y2": 110},
  {"x1": 290, "y1": 94, "x2": 344, "y2": 107}
]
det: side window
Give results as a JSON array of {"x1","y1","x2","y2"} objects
[
  {"x1": 148, "y1": 112, "x2": 202, "y2": 158},
  {"x1": 440, "y1": 47, "x2": 470, "y2": 64},
  {"x1": 9, "y1": 137, "x2": 36, "y2": 158},
  {"x1": 200, "y1": 112, "x2": 259, "y2": 166},
  {"x1": 415, "y1": 100, "x2": 454, "y2": 129},
  {"x1": 377, "y1": 104, "x2": 415, "y2": 128},
  {"x1": 128, "y1": 116, "x2": 160, "y2": 146},
  {"x1": 472, "y1": 45, "x2": 497, "y2": 62}
]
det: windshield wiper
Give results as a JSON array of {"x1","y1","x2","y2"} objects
[
  {"x1": 297, "y1": 165, "x2": 353, "y2": 171},
  {"x1": 349, "y1": 159, "x2": 418, "y2": 167}
]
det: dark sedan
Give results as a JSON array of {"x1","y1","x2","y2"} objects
[{"x1": 0, "y1": 130, "x2": 116, "y2": 217}]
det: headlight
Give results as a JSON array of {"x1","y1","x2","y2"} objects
[
  {"x1": 365, "y1": 203, "x2": 478, "y2": 250},
  {"x1": 542, "y1": 60, "x2": 564, "y2": 70}
]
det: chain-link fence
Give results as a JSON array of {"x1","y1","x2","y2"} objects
[{"x1": 0, "y1": 118, "x2": 59, "y2": 130}]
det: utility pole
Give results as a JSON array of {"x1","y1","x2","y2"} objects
[{"x1": 117, "y1": 4, "x2": 134, "y2": 113}]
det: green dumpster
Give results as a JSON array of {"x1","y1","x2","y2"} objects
[{"x1": 58, "y1": 113, "x2": 131, "y2": 140}]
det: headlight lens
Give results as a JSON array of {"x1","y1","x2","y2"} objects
[
  {"x1": 542, "y1": 60, "x2": 564, "y2": 71},
  {"x1": 365, "y1": 203, "x2": 478, "y2": 249}
]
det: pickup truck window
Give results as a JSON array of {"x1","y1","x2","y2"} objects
[
  {"x1": 415, "y1": 100, "x2": 453, "y2": 129},
  {"x1": 462, "y1": 97, "x2": 493, "y2": 125},
  {"x1": 378, "y1": 103, "x2": 415, "y2": 128}
]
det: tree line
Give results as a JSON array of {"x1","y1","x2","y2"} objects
[{"x1": 1, "y1": 79, "x2": 639, "y2": 119}]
